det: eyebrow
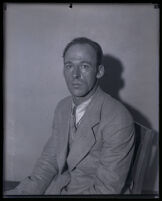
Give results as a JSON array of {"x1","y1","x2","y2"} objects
[{"x1": 64, "y1": 61, "x2": 92, "y2": 65}]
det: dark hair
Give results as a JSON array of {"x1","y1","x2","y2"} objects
[{"x1": 63, "y1": 37, "x2": 103, "y2": 66}]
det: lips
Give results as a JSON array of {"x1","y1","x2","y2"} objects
[
  {"x1": 71, "y1": 82, "x2": 83, "y2": 88},
  {"x1": 72, "y1": 83, "x2": 81, "y2": 87},
  {"x1": 72, "y1": 81, "x2": 82, "y2": 85}
]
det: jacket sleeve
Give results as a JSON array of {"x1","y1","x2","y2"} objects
[
  {"x1": 85, "y1": 122, "x2": 135, "y2": 194},
  {"x1": 5, "y1": 107, "x2": 60, "y2": 195}
]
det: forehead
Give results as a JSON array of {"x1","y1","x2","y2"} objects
[{"x1": 64, "y1": 44, "x2": 97, "y2": 63}]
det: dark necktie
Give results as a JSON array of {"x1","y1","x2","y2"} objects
[{"x1": 69, "y1": 105, "x2": 77, "y2": 144}]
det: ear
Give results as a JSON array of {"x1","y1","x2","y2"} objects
[{"x1": 96, "y1": 65, "x2": 104, "y2": 79}]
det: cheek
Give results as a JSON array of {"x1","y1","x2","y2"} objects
[
  {"x1": 64, "y1": 71, "x2": 71, "y2": 82},
  {"x1": 83, "y1": 72, "x2": 97, "y2": 88}
]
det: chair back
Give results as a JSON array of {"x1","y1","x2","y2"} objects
[{"x1": 129, "y1": 122, "x2": 154, "y2": 194}]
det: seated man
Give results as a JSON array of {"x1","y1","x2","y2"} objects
[{"x1": 5, "y1": 37, "x2": 135, "y2": 195}]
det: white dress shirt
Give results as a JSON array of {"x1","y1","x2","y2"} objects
[{"x1": 72, "y1": 97, "x2": 93, "y2": 127}]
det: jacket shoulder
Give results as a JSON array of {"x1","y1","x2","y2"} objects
[
  {"x1": 55, "y1": 95, "x2": 72, "y2": 112},
  {"x1": 101, "y1": 91, "x2": 134, "y2": 126}
]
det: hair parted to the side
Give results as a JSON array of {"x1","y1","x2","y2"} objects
[{"x1": 63, "y1": 37, "x2": 103, "y2": 66}]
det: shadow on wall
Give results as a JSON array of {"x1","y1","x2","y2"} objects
[
  {"x1": 99, "y1": 54, "x2": 152, "y2": 129},
  {"x1": 99, "y1": 54, "x2": 159, "y2": 193}
]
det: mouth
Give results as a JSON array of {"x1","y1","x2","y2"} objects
[
  {"x1": 71, "y1": 82, "x2": 82, "y2": 88},
  {"x1": 72, "y1": 83, "x2": 81, "y2": 87}
]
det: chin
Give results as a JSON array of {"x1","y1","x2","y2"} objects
[
  {"x1": 71, "y1": 92, "x2": 87, "y2": 97},
  {"x1": 70, "y1": 89, "x2": 88, "y2": 97}
]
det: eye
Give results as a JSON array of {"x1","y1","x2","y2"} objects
[
  {"x1": 80, "y1": 64, "x2": 90, "y2": 70},
  {"x1": 65, "y1": 64, "x2": 73, "y2": 69}
]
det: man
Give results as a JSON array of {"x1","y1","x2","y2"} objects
[{"x1": 5, "y1": 37, "x2": 135, "y2": 195}]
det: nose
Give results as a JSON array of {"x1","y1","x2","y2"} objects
[{"x1": 72, "y1": 66, "x2": 81, "y2": 78}]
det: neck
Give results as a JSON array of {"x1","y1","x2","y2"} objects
[{"x1": 73, "y1": 82, "x2": 98, "y2": 106}]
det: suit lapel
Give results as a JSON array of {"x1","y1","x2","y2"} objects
[
  {"x1": 67, "y1": 87, "x2": 105, "y2": 171},
  {"x1": 57, "y1": 97, "x2": 72, "y2": 174}
]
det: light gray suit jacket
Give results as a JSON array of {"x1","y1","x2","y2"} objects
[{"x1": 6, "y1": 87, "x2": 135, "y2": 195}]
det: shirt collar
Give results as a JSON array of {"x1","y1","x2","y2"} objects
[
  {"x1": 72, "y1": 96, "x2": 93, "y2": 125},
  {"x1": 72, "y1": 93, "x2": 93, "y2": 111}
]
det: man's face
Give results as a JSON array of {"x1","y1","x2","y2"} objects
[{"x1": 63, "y1": 44, "x2": 98, "y2": 97}]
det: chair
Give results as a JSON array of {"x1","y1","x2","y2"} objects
[{"x1": 127, "y1": 122, "x2": 154, "y2": 194}]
